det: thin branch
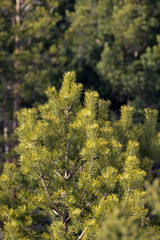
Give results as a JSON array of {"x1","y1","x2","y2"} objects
[
  {"x1": 89, "y1": 151, "x2": 94, "y2": 175},
  {"x1": 79, "y1": 187, "x2": 86, "y2": 204},
  {"x1": 77, "y1": 217, "x2": 94, "y2": 240},
  {"x1": 80, "y1": 201, "x2": 92, "y2": 217},
  {"x1": 77, "y1": 227, "x2": 88, "y2": 240},
  {"x1": 72, "y1": 161, "x2": 87, "y2": 175},
  {"x1": 39, "y1": 174, "x2": 65, "y2": 221},
  {"x1": 65, "y1": 141, "x2": 86, "y2": 178},
  {"x1": 67, "y1": 159, "x2": 87, "y2": 180},
  {"x1": 28, "y1": 165, "x2": 65, "y2": 220},
  {"x1": 33, "y1": 143, "x2": 65, "y2": 221},
  {"x1": 65, "y1": 108, "x2": 69, "y2": 178},
  {"x1": 54, "y1": 170, "x2": 64, "y2": 179},
  {"x1": 66, "y1": 157, "x2": 80, "y2": 179},
  {"x1": 121, "y1": 189, "x2": 131, "y2": 213}
]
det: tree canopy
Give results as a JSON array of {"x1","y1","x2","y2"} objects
[
  {"x1": 0, "y1": 72, "x2": 159, "y2": 239},
  {"x1": 1, "y1": 0, "x2": 160, "y2": 161}
]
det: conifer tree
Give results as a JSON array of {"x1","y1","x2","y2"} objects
[
  {"x1": 96, "y1": 209, "x2": 159, "y2": 240},
  {"x1": 0, "y1": 0, "x2": 63, "y2": 162},
  {"x1": 65, "y1": 0, "x2": 160, "y2": 115},
  {"x1": 0, "y1": 72, "x2": 159, "y2": 239}
]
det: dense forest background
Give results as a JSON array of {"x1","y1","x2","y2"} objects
[
  {"x1": 0, "y1": 1, "x2": 160, "y2": 239},
  {"x1": 0, "y1": 0, "x2": 160, "y2": 163}
]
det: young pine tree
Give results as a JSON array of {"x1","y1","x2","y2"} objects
[{"x1": 0, "y1": 72, "x2": 160, "y2": 239}]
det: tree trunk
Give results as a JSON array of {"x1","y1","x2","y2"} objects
[
  {"x1": 3, "y1": 79, "x2": 9, "y2": 162},
  {"x1": 64, "y1": 206, "x2": 69, "y2": 233},
  {"x1": 13, "y1": 82, "x2": 20, "y2": 131},
  {"x1": 13, "y1": 0, "x2": 21, "y2": 131}
]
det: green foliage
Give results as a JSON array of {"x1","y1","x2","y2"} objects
[
  {"x1": 0, "y1": 163, "x2": 36, "y2": 239},
  {"x1": 0, "y1": 0, "x2": 62, "y2": 103},
  {"x1": 65, "y1": 0, "x2": 160, "y2": 115},
  {"x1": 146, "y1": 178, "x2": 160, "y2": 216},
  {"x1": 1, "y1": 0, "x2": 160, "y2": 163},
  {"x1": 0, "y1": 0, "x2": 75, "y2": 161},
  {"x1": 96, "y1": 209, "x2": 159, "y2": 240},
  {"x1": 0, "y1": 72, "x2": 159, "y2": 239}
]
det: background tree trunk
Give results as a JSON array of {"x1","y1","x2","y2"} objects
[{"x1": 13, "y1": 0, "x2": 21, "y2": 131}]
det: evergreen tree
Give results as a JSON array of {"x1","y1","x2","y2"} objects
[
  {"x1": 1, "y1": 0, "x2": 160, "y2": 163},
  {"x1": 65, "y1": 0, "x2": 160, "y2": 115},
  {"x1": 145, "y1": 177, "x2": 160, "y2": 227},
  {"x1": 0, "y1": 0, "x2": 72, "y2": 162},
  {"x1": 96, "y1": 209, "x2": 159, "y2": 240},
  {"x1": 0, "y1": 72, "x2": 159, "y2": 239}
]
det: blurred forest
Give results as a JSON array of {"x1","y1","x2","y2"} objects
[{"x1": 0, "y1": 0, "x2": 160, "y2": 162}]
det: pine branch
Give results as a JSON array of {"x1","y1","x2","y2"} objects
[
  {"x1": 65, "y1": 108, "x2": 69, "y2": 178},
  {"x1": 77, "y1": 227, "x2": 88, "y2": 240},
  {"x1": 29, "y1": 164, "x2": 66, "y2": 221},
  {"x1": 79, "y1": 187, "x2": 86, "y2": 204},
  {"x1": 39, "y1": 174, "x2": 65, "y2": 221},
  {"x1": 121, "y1": 189, "x2": 131, "y2": 213},
  {"x1": 33, "y1": 143, "x2": 65, "y2": 221},
  {"x1": 89, "y1": 152, "x2": 94, "y2": 175},
  {"x1": 54, "y1": 170, "x2": 64, "y2": 179},
  {"x1": 66, "y1": 157, "x2": 80, "y2": 179},
  {"x1": 66, "y1": 158, "x2": 87, "y2": 180},
  {"x1": 80, "y1": 201, "x2": 92, "y2": 216},
  {"x1": 77, "y1": 217, "x2": 94, "y2": 240}
]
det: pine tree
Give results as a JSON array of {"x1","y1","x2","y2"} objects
[
  {"x1": 0, "y1": 0, "x2": 63, "y2": 162},
  {"x1": 65, "y1": 0, "x2": 160, "y2": 115},
  {"x1": 0, "y1": 72, "x2": 159, "y2": 239},
  {"x1": 96, "y1": 208, "x2": 159, "y2": 240}
]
